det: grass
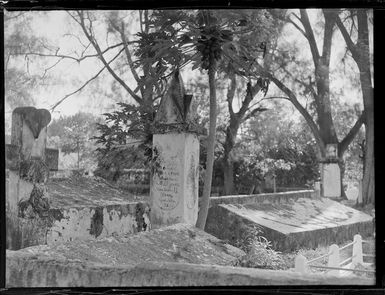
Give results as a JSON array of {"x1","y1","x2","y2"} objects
[{"x1": 234, "y1": 226, "x2": 375, "y2": 278}]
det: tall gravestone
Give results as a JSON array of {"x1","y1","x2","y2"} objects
[
  {"x1": 150, "y1": 71, "x2": 201, "y2": 228},
  {"x1": 6, "y1": 107, "x2": 52, "y2": 249},
  {"x1": 321, "y1": 143, "x2": 341, "y2": 198}
]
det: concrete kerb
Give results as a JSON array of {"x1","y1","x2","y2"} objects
[
  {"x1": 6, "y1": 250, "x2": 374, "y2": 287},
  {"x1": 208, "y1": 190, "x2": 314, "y2": 207}
]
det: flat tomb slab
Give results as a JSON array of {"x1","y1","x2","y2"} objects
[
  {"x1": 8, "y1": 223, "x2": 244, "y2": 269},
  {"x1": 205, "y1": 197, "x2": 374, "y2": 251},
  {"x1": 47, "y1": 176, "x2": 147, "y2": 208}
]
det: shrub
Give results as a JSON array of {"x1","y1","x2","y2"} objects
[{"x1": 234, "y1": 227, "x2": 287, "y2": 270}]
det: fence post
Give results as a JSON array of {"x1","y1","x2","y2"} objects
[
  {"x1": 352, "y1": 234, "x2": 363, "y2": 267},
  {"x1": 295, "y1": 254, "x2": 308, "y2": 274},
  {"x1": 328, "y1": 244, "x2": 340, "y2": 276}
]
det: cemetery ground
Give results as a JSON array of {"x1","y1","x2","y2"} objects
[
  {"x1": 6, "y1": 173, "x2": 375, "y2": 285},
  {"x1": 5, "y1": 8, "x2": 375, "y2": 287},
  {"x1": 5, "y1": 101, "x2": 374, "y2": 287}
]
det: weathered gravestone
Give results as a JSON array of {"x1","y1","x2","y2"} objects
[
  {"x1": 321, "y1": 144, "x2": 341, "y2": 198},
  {"x1": 150, "y1": 71, "x2": 201, "y2": 227},
  {"x1": 6, "y1": 107, "x2": 53, "y2": 249}
]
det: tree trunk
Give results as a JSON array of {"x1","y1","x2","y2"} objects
[
  {"x1": 336, "y1": 10, "x2": 374, "y2": 205},
  {"x1": 223, "y1": 156, "x2": 234, "y2": 195},
  {"x1": 77, "y1": 140, "x2": 80, "y2": 170},
  {"x1": 196, "y1": 62, "x2": 217, "y2": 230},
  {"x1": 357, "y1": 10, "x2": 374, "y2": 206},
  {"x1": 223, "y1": 125, "x2": 237, "y2": 195},
  {"x1": 362, "y1": 106, "x2": 374, "y2": 205},
  {"x1": 338, "y1": 158, "x2": 348, "y2": 200}
]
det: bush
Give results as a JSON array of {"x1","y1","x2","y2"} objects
[{"x1": 234, "y1": 227, "x2": 287, "y2": 270}]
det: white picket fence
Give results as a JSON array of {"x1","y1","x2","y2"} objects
[{"x1": 295, "y1": 234, "x2": 375, "y2": 276}]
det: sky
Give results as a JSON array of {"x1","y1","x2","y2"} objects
[{"x1": 5, "y1": 9, "x2": 373, "y2": 123}]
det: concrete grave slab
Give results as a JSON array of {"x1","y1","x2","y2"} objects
[
  {"x1": 46, "y1": 177, "x2": 151, "y2": 245},
  {"x1": 205, "y1": 197, "x2": 374, "y2": 251},
  {"x1": 6, "y1": 175, "x2": 151, "y2": 248}
]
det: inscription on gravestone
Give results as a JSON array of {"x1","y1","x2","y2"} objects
[
  {"x1": 155, "y1": 157, "x2": 181, "y2": 211},
  {"x1": 186, "y1": 155, "x2": 198, "y2": 210}
]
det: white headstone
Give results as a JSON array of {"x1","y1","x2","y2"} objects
[
  {"x1": 322, "y1": 163, "x2": 341, "y2": 198},
  {"x1": 352, "y1": 234, "x2": 363, "y2": 267},
  {"x1": 328, "y1": 244, "x2": 340, "y2": 276},
  {"x1": 151, "y1": 133, "x2": 199, "y2": 227}
]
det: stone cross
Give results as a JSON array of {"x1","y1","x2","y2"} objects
[
  {"x1": 150, "y1": 71, "x2": 200, "y2": 228},
  {"x1": 6, "y1": 107, "x2": 52, "y2": 249}
]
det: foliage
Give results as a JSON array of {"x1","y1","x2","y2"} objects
[
  {"x1": 235, "y1": 227, "x2": 286, "y2": 270},
  {"x1": 4, "y1": 12, "x2": 45, "y2": 110},
  {"x1": 47, "y1": 112, "x2": 101, "y2": 171},
  {"x1": 225, "y1": 103, "x2": 320, "y2": 191},
  {"x1": 138, "y1": 9, "x2": 275, "y2": 81},
  {"x1": 92, "y1": 103, "x2": 155, "y2": 181}
]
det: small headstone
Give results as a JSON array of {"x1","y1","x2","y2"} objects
[
  {"x1": 321, "y1": 144, "x2": 341, "y2": 198},
  {"x1": 352, "y1": 234, "x2": 363, "y2": 267},
  {"x1": 327, "y1": 244, "x2": 340, "y2": 276},
  {"x1": 295, "y1": 254, "x2": 308, "y2": 274},
  {"x1": 322, "y1": 163, "x2": 341, "y2": 198}
]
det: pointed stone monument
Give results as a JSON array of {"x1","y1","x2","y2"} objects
[{"x1": 150, "y1": 71, "x2": 200, "y2": 228}]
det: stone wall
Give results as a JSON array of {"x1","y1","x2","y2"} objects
[
  {"x1": 46, "y1": 202, "x2": 150, "y2": 244},
  {"x1": 7, "y1": 202, "x2": 150, "y2": 248},
  {"x1": 6, "y1": 251, "x2": 373, "y2": 287}
]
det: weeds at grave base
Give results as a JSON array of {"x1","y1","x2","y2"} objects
[
  {"x1": 234, "y1": 226, "x2": 287, "y2": 270},
  {"x1": 233, "y1": 226, "x2": 375, "y2": 277}
]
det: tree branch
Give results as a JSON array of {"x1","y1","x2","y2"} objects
[
  {"x1": 257, "y1": 65, "x2": 326, "y2": 155},
  {"x1": 121, "y1": 27, "x2": 141, "y2": 83},
  {"x1": 50, "y1": 47, "x2": 125, "y2": 111},
  {"x1": 77, "y1": 11, "x2": 142, "y2": 104},
  {"x1": 279, "y1": 65, "x2": 318, "y2": 99},
  {"x1": 21, "y1": 42, "x2": 126, "y2": 63},
  {"x1": 338, "y1": 111, "x2": 365, "y2": 156},
  {"x1": 237, "y1": 82, "x2": 262, "y2": 118},
  {"x1": 242, "y1": 106, "x2": 268, "y2": 123},
  {"x1": 287, "y1": 14, "x2": 307, "y2": 39},
  {"x1": 107, "y1": 17, "x2": 142, "y2": 88},
  {"x1": 226, "y1": 71, "x2": 236, "y2": 118},
  {"x1": 335, "y1": 14, "x2": 359, "y2": 59},
  {"x1": 299, "y1": 9, "x2": 320, "y2": 67},
  {"x1": 321, "y1": 9, "x2": 337, "y2": 65}
]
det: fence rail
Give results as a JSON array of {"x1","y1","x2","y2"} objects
[{"x1": 295, "y1": 234, "x2": 374, "y2": 276}]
